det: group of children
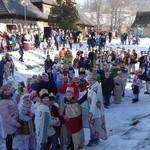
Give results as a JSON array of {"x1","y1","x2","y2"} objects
[{"x1": 0, "y1": 76, "x2": 86, "y2": 150}]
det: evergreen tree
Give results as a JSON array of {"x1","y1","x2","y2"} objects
[{"x1": 48, "y1": 1, "x2": 79, "y2": 30}]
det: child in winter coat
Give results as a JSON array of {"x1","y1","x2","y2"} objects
[
  {"x1": 59, "y1": 87, "x2": 84, "y2": 150},
  {"x1": 132, "y1": 69, "x2": 143, "y2": 103},
  {"x1": 46, "y1": 93, "x2": 62, "y2": 150},
  {"x1": 34, "y1": 89, "x2": 60, "y2": 150},
  {"x1": 14, "y1": 94, "x2": 36, "y2": 150}
]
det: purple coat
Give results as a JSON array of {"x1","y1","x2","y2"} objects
[{"x1": 0, "y1": 99, "x2": 18, "y2": 135}]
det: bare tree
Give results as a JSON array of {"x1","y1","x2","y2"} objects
[
  {"x1": 91, "y1": 0, "x2": 102, "y2": 30},
  {"x1": 82, "y1": 0, "x2": 103, "y2": 30},
  {"x1": 108, "y1": 0, "x2": 136, "y2": 31},
  {"x1": 80, "y1": 0, "x2": 150, "y2": 32}
]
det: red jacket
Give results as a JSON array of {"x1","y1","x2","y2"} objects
[
  {"x1": 69, "y1": 83, "x2": 79, "y2": 98},
  {"x1": 58, "y1": 83, "x2": 68, "y2": 93}
]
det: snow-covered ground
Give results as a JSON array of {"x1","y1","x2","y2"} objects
[{"x1": 0, "y1": 38, "x2": 150, "y2": 150}]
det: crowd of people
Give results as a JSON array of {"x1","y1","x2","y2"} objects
[
  {"x1": 0, "y1": 28, "x2": 140, "y2": 55},
  {"x1": 0, "y1": 28, "x2": 150, "y2": 150},
  {"x1": 0, "y1": 70, "x2": 108, "y2": 150}
]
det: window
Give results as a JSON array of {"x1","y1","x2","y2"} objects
[{"x1": 43, "y1": 6, "x2": 50, "y2": 14}]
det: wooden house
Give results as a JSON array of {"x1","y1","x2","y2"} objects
[
  {"x1": 131, "y1": 11, "x2": 150, "y2": 37},
  {"x1": 0, "y1": 0, "x2": 95, "y2": 35},
  {"x1": 0, "y1": 0, "x2": 48, "y2": 30}
]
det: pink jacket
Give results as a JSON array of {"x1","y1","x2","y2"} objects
[
  {"x1": 132, "y1": 75, "x2": 142, "y2": 89},
  {"x1": 0, "y1": 99, "x2": 18, "y2": 135}
]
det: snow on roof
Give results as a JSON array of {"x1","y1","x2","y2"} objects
[{"x1": 0, "y1": 0, "x2": 48, "y2": 20}]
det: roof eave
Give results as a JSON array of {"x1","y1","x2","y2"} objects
[{"x1": 0, "y1": 14, "x2": 47, "y2": 21}]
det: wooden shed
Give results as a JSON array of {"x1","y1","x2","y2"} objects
[{"x1": 131, "y1": 11, "x2": 150, "y2": 37}]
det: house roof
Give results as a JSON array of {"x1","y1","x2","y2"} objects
[
  {"x1": 30, "y1": 0, "x2": 57, "y2": 5},
  {"x1": 132, "y1": 11, "x2": 150, "y2": 27},
  {"x1": 75, "y1": 4, "x2": 96, "y2": 27},
  {"x1": 0, "y1": 0, "x2": 48, "y2": 21},
  {"x1": 0, "y1": 0, "x2": 95, "y2": 26}
]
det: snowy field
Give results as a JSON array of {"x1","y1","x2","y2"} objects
[{"x1": 0, "y1": 38, "x2": 150, "y2": 150}]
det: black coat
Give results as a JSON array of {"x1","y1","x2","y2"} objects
[
  {"x1": 139, "y1": 55, "x2": 146, "y2": 68},
  {"x1": 78, "y1": 56, "x2": 85, "y2": 68},
  {"x1": 141, "y1": 63, "x2": 150, "y2": 81},
  {"x1": 37, "y1": 79, "x2": 58, "y2": 95},
  {"x1": 44, "y1": 59, "x2": 53, "y2": 72},
  {"x1": 108, "y1": 31, "x2": 113, "y2": 39},
  {"x1": 84, "y1": 59, "x2": 91, "y2": 69},
  {"x1": 88, "y1": 51, "x2": 96, "y2": 61},
  {"x1": 102, "y1": 77, "x2": 114, "y2": 97}
]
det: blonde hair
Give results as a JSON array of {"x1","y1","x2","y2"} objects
[{"x1": 0, "y1": 84, "x2": 12, "y2": 95}]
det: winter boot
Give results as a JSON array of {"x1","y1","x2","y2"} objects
[{"x1": 132, "y1": 98, "x2": 139, "y2": 103}]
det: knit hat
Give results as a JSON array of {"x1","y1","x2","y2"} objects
[
  {"x1": 66, "y1": 87, "x2": 74, "y2": 94},
  {"x1": 39, "y1": 89, "x2": 49, "y2": 99},
  {"x1": 22, "y1": 93, "x2": 30, "y2": 100},
  {"x1": 22, "y1": 100, "x2": 32, "y2": 113},
  {"x1": 21, "y1": 94, "x2": 32, "y2": 113},
  {"x1": 30, "y1": 90, "x2": 38, "y2": 101},
  {"x1": 42, "y1": 72, "x2": 49, "y2": 77}
]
